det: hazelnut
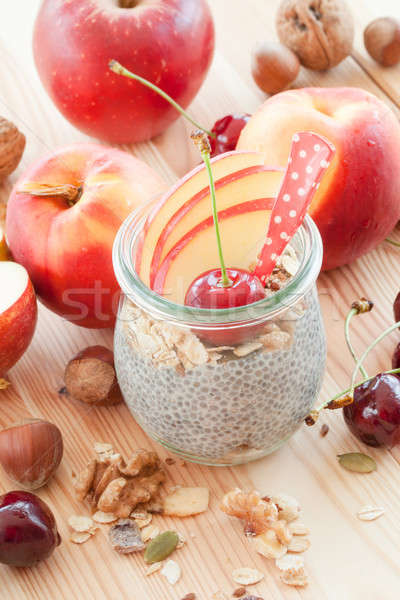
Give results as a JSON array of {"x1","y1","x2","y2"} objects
[
  {"x1": 364, "y1": 17, "x2": 400, "y2": 67},
  {"x1": 0, "y1": 419, "x2": 63, "y2": 490},
  {"x1": 276, "y1": 0, "x2": 354, "y2": 70},
  {"x1": 251, "y1": 41, "x2": 300, "y2": 95},
  {"x1": 64, "y1": 346, "x2": 123, "y2": 406},
  {"x1": 0, "y1": 117, "x2": 25, "y2": 182}
]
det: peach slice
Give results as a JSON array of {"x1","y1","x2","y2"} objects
[
  {"x1": 153, "y1": 198, "x2": 274, "y2": 305},
  {"x1": 137, "y1": 151, "x2": 265, "y2": 287},
  {"x1": 149, "y1": 167, "x2": 283, "y2": 287}
]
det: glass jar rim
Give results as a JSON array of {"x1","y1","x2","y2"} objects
[{"x1": 112, "y1": 203, "x2": 323, "y2": 326}]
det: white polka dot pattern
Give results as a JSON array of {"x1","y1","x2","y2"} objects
[{"x1": 254, "y1": 131, "x2": 335, "y2": 283}]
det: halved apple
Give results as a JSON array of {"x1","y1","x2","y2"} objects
[
  {"x1": 153, "y1": 198, "x2": 274, "y2": 305},
  {"x1": 137, "y1": 150, "x2": 266, "y2": 287},
  {"x1": 0, "y1": 262, "x2": 37, "y2": 376},
  {"x1": 150, "y1": 167, "x2": 283, "y2": 287}
]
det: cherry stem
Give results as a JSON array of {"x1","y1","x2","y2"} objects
[
  {"x1": 191, "y1": 130, "x2": 231, "y2": 288},
  {"x1": 385, "y1": 237, "x2": 400, "y2": 248},
  {"x1": 350, "y1": 319, "x2": 400, "y2": 396},
  {"x1": 109, "y1": 60, "x2": 216, "y2": 139},
  {"x1": 312, "y1": 367, "x2": 400, "y2": 417},
  {"x1": 344, "y1": 307, "x2": 368, "y2": 379}
]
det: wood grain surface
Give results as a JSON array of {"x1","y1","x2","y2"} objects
[{"x1": 1, "y1": 1, "x2": 400, "y2": 598}]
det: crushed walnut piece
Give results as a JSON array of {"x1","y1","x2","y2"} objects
[
  {"x1": 73, "y1": 444, "x2": 165, "y2": 518},
  {"x1": 221, "y1": 488, "x2": 310, "y2": 589},
  {"x1": 221, "y1": 489, "x2": 278, "y2": 536}
]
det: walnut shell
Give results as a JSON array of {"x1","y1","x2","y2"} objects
[
  {"x1": 276, "y1": 0, "x2": 354, "y2": 70},
  {"x1": 0, "y1": 117, "x2": 25, "y2": 182}
]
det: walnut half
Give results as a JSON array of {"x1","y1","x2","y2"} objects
[{"x1": 74, "y1": 446, "x2": 165, "y2": 518}]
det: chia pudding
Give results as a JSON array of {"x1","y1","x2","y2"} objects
[{"x1": 114, "y1": 248, "x2": 326, "y2": 465}]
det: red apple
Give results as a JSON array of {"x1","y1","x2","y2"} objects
[
  {"x1": 154, "y1": 198, "x2": 274, "y2": 304},
  {"x1": 237, "y1": 87, "x2": 400, "y2": 270},
  {"x1": 33, "y1": 0, "x2": 215, "y2": 144},
  {"x1": 0, "y1": 262, "x2": 37, "y2": 376},
  {"x1": 6, "y1": 144, "x2": 165, "y2": 328}
]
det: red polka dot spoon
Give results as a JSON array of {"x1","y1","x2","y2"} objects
[{"x1": 253, "y1": 132, "x2": 335, "y2": 284}]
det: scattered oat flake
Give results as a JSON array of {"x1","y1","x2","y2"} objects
[
  {"x1": 163, "y1": 486, "x2": 209, "y2": 517},
  {"x1": 276, "y1": 554, "x2": 304, "y2": 571},
  {"x1": 145, "y1": 561, "x2": 163, "y2": 576},
  {"x1": 232, "y1": 568, "x2": 264, "y2": 586},
  {"x1": 68, "y1": 515, "x2": 94, "y2": 532},
  {"x1": 281, "y1": 570, "x2": 308, "y2": 587},
  {"x1": 141, "y1": 524, "x2": 160, "y2": 542},
  {"x1": 357, "y1": 505, "x2": 385, "y2": 521},
  {"x1": 233, "y1": 342, "x2": 263, "y2": 357},
  {"x1": 253, "y1": 530, "x2": 287, "y2": 560},
  {"x1": 161, "y1": 559, "x2": 181, "y2": 585},
  {"x1": 287, "y1": 536, "x2": 310, "y2": 553},
  {"x1": 70, "y1": 531, "x2": 92, "y2": 544},
  {"x1": 134, "y1": 513, "x2": 153, "y2": 529},
  {"x1": 288, "y1": 521, "x2": 309, "y2": 536},
  {"x1": 93, "y1": 511, "x2": 118, "y2": 524}
]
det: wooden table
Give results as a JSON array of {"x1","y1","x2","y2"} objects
[{"x1": 1, "y1": 1, "x2": 400, "y2": 598}]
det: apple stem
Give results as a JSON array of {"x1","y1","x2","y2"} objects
[
  {"x1": 0, "y1": 379, "x2": 10, "y2": 391},
  {"x1": 305, "y1": 367, "x2": 400, "y2": 426},
  {"x1": 191, "y1": 130, "x2": 231, "y2": 288},
  {"x1": 109, "y1": 60, "x2": 216, "y2": 139},
  {"x1": 17, "y1": 182, "x2": 82, "y2": 206},
  {"x1": 385, "y1": 237, "x2": 400, "y2": 248},
  {"x1": 344, "y1": 299, "x2": 373, "y2": 379}
]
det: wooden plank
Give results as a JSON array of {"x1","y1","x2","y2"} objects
[{"x1": 1, "y1": 0, "x2": 400, "y2": 598}]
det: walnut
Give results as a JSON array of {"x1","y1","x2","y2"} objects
[
  {"x1": 74, "y1": 446, "x2": 165, "y2": 518},
  {"x1": 220, "y1": 489, "x2": 278, "y2": 536},
  {"x1": 0, "y1": 117, "x2": 25, "y2": 182},
  {"x1": 276, "y1": 0, "x2": 354, "y2": 70}
]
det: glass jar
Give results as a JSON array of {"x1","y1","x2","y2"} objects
[{"x1": 112, "y1": 204, "x2": 326, "y2": 466}]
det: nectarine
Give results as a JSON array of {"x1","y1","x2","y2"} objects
[{"x1": 238, "y1": 87, "x2": 400, "y2": 270}]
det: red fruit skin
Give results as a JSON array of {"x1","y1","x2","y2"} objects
[
  {"x1": 0, "y1": 277, "x2": 37, "y2": 376},
  {"x1": 343, "y1": 373, "x2": 400, "y2": 448},
  {"x1": 185, "y1": 267, "x2": 266, "y2": 346},
  {"x1": 6, "y1": 144, "x2": 165, "y2": 329},
  {"x1": 392, "y1": 342, "x2": 400, "y2": 372},
  {"x1": 0, "y1": 491, "x2": 61, "y2": 567},
  {"x1": 210, "y1": 114, "x2": 251, "y2": 157},
  {"x1": 33, "y1": 0, "x2": 215, "y2": 144}
]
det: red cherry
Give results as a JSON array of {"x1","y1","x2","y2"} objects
[
  {"x1": 392, "y1": 342, "x2": 400, "y2": 371},
  {"x1": 0, "y1": 490, "x2": 61, "y2": 567},
  {"x1": 209, "y1": 114, "x2": 251, "y2": 157},
  {"x1": 185, "y1": 267, "x2": 266, "y2": 345},
  {"x1": 343, "y1": 373, "x2": 400, "y2": 448}
]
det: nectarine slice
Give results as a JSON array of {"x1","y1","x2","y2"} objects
[
  {"x1": 137, "y1": 151, "x2": 265, "y2": 287},
  {"x1": 153, "y1": 199, "x2": 274, "y2": 305},
  {"x1": 150, "y1": 167, "x2": 283, "y2": 287}
]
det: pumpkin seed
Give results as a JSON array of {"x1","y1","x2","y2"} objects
[
  {"x1": 337, "y1": 452, "x2": 376, "y2": 473},
  {"x1": 144, "y1": 531, "x2": 179, "y2": 564}
]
